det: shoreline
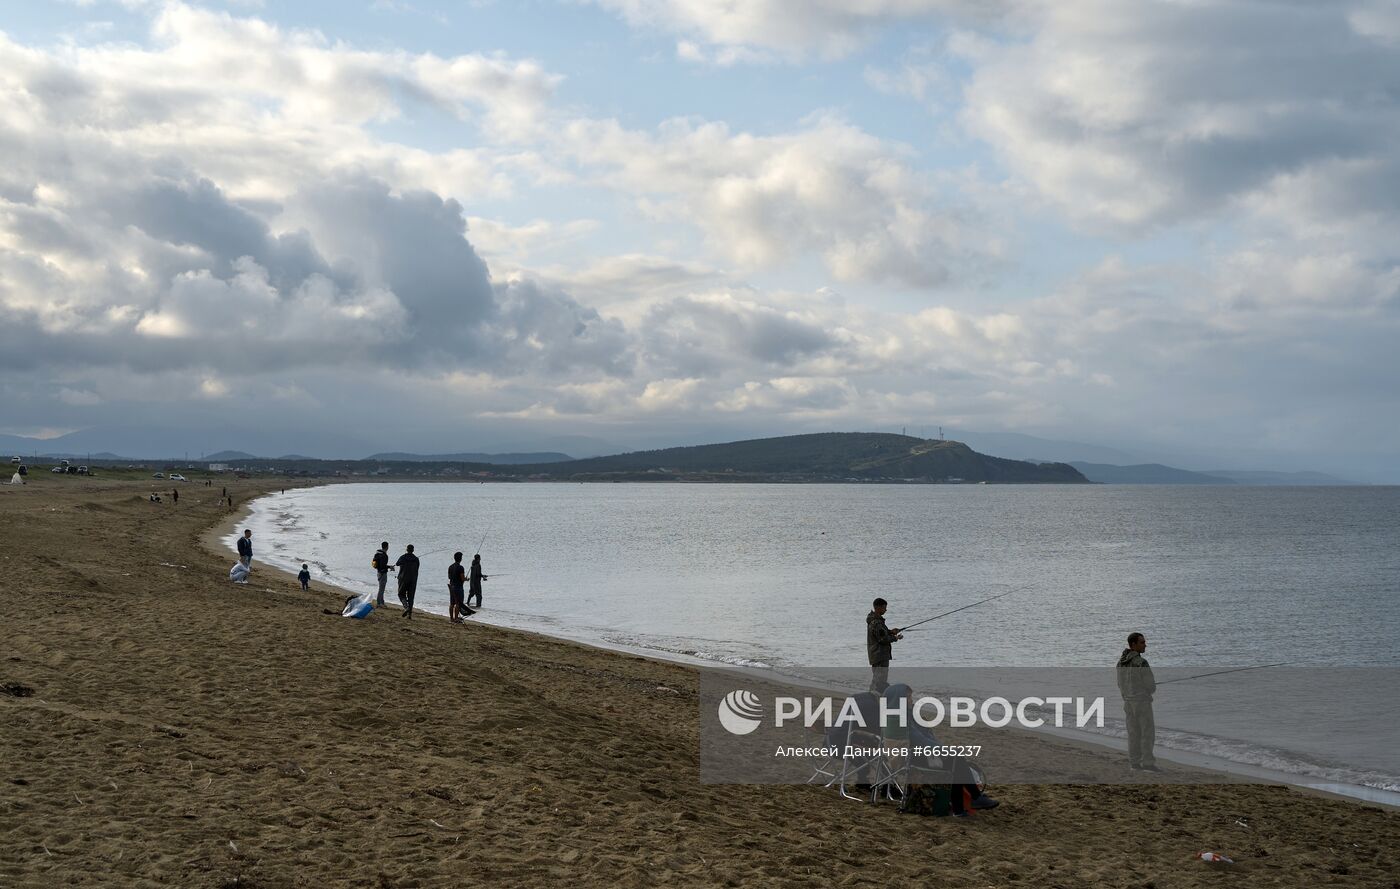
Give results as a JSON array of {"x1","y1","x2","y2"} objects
[
  {"x1": 5, "y1": 476, "x2": 1398, "y2": 887},
  {"x1": 231, "y1": 485, "x2": 1400, "y2": 809}
]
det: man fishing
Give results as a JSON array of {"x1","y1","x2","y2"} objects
[
  {"x1": 467, "y1": 553, "x2": 487, "y2": 609},
  {"x1": 447, "y1": 551, "x2": 475, "y2": 623},
  {"x1": 1116, "y1": 632, "x2": 1160, "y2": 772},
  {"x1": 866, "y1": 598, "x2": 903, "y2": 693},
  {"x1": 372, "y1": 541, "x2": 393, "y2": 607},
  {"x1": 395, "y1": 544, "x2": 420, "y2": 619}
]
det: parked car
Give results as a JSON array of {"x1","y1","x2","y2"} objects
[
  {"x1": 153, "y1": 472, "x2": 165, "y2": 479},
  {"x1": 169, "y1": 473, "x2": 187, "y2": 482},
  {"x1": 51, "y1": 466, "x2": 64, "y2": 474},
  {"x1": 77, "y1": 466, "x2": 89, "y2": 475},
  {"x1": 9, "y1": 456, "x2": 19, "y2": 464}
]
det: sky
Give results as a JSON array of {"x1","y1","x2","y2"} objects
[{"x1": 1, "y1": 0, "x2": 1398, "y2": 477}]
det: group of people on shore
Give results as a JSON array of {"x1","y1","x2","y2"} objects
[
  {"x1": 230, "y1": 528, "x2": 487, "y2": 623},
  {"x1": 369, "y1": 541, "x2": 486, "y2": 621},
  {"x1": 866, "y1": 598, "x2": 1160, "y2": 773}
]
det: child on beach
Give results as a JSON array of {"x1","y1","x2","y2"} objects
[{"x1": 298, "y1": 564, "x2": 311, "y2": 591}]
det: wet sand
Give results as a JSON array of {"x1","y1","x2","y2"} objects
[{"x1": 2, "y1": 477, "x2": 1397, "y2": 887}]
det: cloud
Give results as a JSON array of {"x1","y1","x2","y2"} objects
[
  {"x1": 485, "y1": 276, "x2": 636, "y2": 377},
  {"x1": 558, "y1": 114, "x2": 1001, "y2": 288},
  {"x1": 956, "y1": 0, "x2": 1400, "y2": 231},
  {"x1": 2, "y1": 0, "x2": 1397, "y2": 477},
  {"x1": 592, "y1": 0, "x2": 1007, "y2": 61},
  {"x1": 643, "y1": 292, "x2": 842, "y2": 375}
]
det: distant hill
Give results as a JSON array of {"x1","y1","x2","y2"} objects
[
  {"x1": 1070, "y1": 462, "x2": 1236, "y2": 485},
  {"x1": 13, "y1": 451, "x2": 124, "y2": 461},
  {"x1": 205, "y1": 450, "x2": 258, "y2": 462},
  {"x1": 1202, "y1": 470, "x2": 1359, "y2": 486},
  {"x1": 523, "y1": 433, "x2": 1088, "y2": 483},
  {"x1": 954, "y1": 430, "x2": 1144, "y2": 465},
  {"x1": 366, "y1": 451, "x2": 574, "y2": 465}
]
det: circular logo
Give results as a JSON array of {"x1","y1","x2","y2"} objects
[{"x1": 717, "y1": 689, "x2": 764, "y2": 735}]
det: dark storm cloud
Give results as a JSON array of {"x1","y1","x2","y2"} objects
[
  {"x1": 643, "y1": 295, "x2": 840, "y2": 375},
  {"x1": 487, "y1": 278, "x2": 636, "y2": 377}
]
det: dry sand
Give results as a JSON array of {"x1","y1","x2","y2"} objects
[{"x1": 2, "y1": 477, "x2": 1397, "y2": 888}]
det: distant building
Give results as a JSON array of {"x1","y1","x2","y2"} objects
[{"x1": 208, "y1": 463, "x2": 229, "y2": 472}]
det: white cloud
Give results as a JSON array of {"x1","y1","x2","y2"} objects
[
  {"x1": 592, "y1": 0, "x2": 1006, "y2": 61},
  {"x1": 956, "y1": 0, "x2": 1400, "y2": 232},
  {"x1": 557, "y1": 114, "x2": 1001, "y2": 288}
]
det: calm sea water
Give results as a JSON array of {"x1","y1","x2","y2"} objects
[
  {"x1": 237, "y1": 482, "x2": 1400, "y2": 669},
  {"x1": 233, "y1": 482, "x2": 1400, "y2": 795}
]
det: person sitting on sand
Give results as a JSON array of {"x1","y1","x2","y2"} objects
[
  {"x1": 395, "y1": 544, "x2": 420, "y2": 619},
  {"x1": 298, "y1": 564, "x2": 311, "y2": 591},
  {"x1": 889, "y1": 684, "x2": 998, "y2": 816}
]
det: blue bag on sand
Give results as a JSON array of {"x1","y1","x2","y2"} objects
[{"x1": 342, "y1": 594, "x2": 373, "y2": 619}]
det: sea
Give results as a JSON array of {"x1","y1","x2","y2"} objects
[{"x1": 231, "y1": 482, "x2": 1400, "y2": 799}]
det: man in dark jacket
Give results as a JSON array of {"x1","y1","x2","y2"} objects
[
  {"x1": 1116, "y1": 632, "x2": 1160, "y2": 771},
  {"x1": 467, "y1": 553, "x2": 487, "y2": 609},
  {"x1": 372, "y1": 541, "x2": 393, "y2": 606},
  {"x1": 866, "y1": 598, "x2": 902, "y2": 693},
  {"x1": 395, "y1": 544, "x2": 420, "y2": 619},
  {"x1": 236, "y1": 529, "x2": 253, "y2": 572},
  {"x1": 447, "y1": 551, "x2": 474, "y2": 623}
]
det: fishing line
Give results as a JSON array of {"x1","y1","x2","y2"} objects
[
  {"x1": 899, "y1": 583, "x2": 1033, "y2": 632},
  {"x1": 1154, "y1": 663, "x2": 1292, "y2": 685}
]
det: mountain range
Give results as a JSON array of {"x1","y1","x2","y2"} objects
[
  {"x1": 516, "y1": 433, "x2": 1087, "y2": 483},
  {"x1": 0, "y1": 425, "x2": 1370, "y2": 483}
]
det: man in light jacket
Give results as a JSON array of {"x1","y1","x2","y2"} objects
[
  {"x1": 866, "y1": 598, "x2": 902, "y2": 693},
  {"x1": 1116, "y1": 632, "x2": 1160, "y2": 772}
]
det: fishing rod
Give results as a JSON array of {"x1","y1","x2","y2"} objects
[
  {"x1": 1155, "y1": 663, "x2": 1292, "y2": 685},
  {"x1": 898, "y1": 584, "x2": 1032, "y2": 633},
  {"x1": 474, "y1": 529, "x2": 488, "y2": 556}
]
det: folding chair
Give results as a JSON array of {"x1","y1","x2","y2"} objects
[
  {"x1": 870, "y1": 684, "x2": 956, "y2": 804},
  {"x1": 806, "y1": 692, "x2": 891, "y2": 800}
]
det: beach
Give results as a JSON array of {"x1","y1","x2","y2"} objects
[{"x1": 3, "y1": 478, "x2": 1398, "y2": 888}]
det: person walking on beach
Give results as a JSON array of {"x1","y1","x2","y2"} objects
[
  {"x1": 297, "y1": 564, "x2": 311, "y2": 591},
  {"x1": 172, "y1": 488, "x2": 178, "y2": 505},
  {"x1": 448, "y1": 552, "x2": 474, "y2": 623},
  {"x1": 236, "y1": 529, "x2": 253, "y2": 573},
  {"x1": 1117, "y1": 632, "x2": 1160, "y2": 772},
  {"x1": 866, "y1": 598, "x2": 902, "y2": 693},
  {"x1": 395, "y1": 544, "x2": 420, "y2": 618},
  {"x1": 372, "y1": 541, "x2": 393, "y2": 607},
  {"x1": 467, "y1": 553, "x2": 487, "y2": 609}
]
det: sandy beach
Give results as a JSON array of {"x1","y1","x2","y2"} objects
[{"x1": 3, "y1": 477, "x2": 1398, "y2": 888}]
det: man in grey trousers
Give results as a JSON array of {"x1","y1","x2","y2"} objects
[
  {"x1": 1117, "y1": 632, "x2": 1161, "y2": 772},
  {"x1": 372, "y1": 541, "x2": 392, "y2": 607},
  {"x1": 866, "y1": 597, "x2": 903, "y2": 693}
]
